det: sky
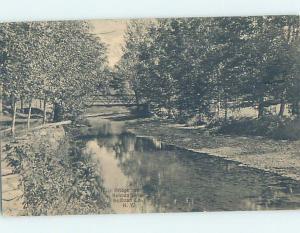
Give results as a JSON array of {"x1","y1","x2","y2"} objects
[{"x1": 88, "y1": 19, "x2": 129, "y2": 67}]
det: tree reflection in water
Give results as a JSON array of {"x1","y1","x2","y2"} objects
[{"x1": 83, "y1": 133, "x2": 300, "y2": 213}]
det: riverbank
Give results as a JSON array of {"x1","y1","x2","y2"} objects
[
  {"x1": 124, "y1": 117, "x2": 300, "y2": 181},
  {"x1": 1, "y1": 124, "x2": 66, "y2": 215},
  {"x1": 1, "y1": 121, "x2": 111, "y2": 216}
]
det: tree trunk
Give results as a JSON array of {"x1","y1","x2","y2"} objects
[
  {"x1": 0, "y1": 84, "x2": 2, "y2": 114},
  {"x1": 145, "y1": 103, "x2": 150, "y2": 115},
  {"x1": 10, "y1": 94, "x2": 14, "y2": 114},
  {"x1": 166, "y1": 99, "x2": 173, "y2": 119},
  {"x1": 291, "y1": 101, "x2": 300, "y2": 117},
  {"x1": 20, "y1": 97, "x2": 24, "y2": 113},
  {"x1": 53, "y1": 102, "x2": 64, "y2": 122},
  {"x1": 11, "y1": 98, "x2": 17, "y2": 137},
  {"x1": 134, "y1": 91, "x2": 140, "y2": 106},
  {"x1": 27, "y1": 99, "x2": 32, "y2": 130},
  {"x1": 224, "y1": 98, "x2": 228, "y2": 122},
  {"x1": 278, "y1": 99, "x2": 285, "y2": 117},
  {"x1": 217, "y1": 94, "x2": 221, "y2": 118},
  {"x1": 43, "y1": 97, "x2": 47, "y2": 125},
  {"x1": 258, "y1": 97, "x2": 265, "y2": 118},
  {"x1": 217, "y1": 101, "x2": 220, "y2": 118},
  {"x1": 258, "y1": 104, "x2": 264, "y2": 118}
]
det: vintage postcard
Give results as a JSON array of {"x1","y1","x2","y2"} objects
[{"x1": 1, "y1": 15, "x2": 300, "y2": 216}]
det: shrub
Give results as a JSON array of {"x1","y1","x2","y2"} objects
[
  {"x1": 6, "y1": 138, "x2": 110, "y2": 215},
  {"x1": 271, "y1": 118, "x2": 300, "y2": 140},
  {"x1": 214, "y1": 116, "x2": 300, "y2": 140}
]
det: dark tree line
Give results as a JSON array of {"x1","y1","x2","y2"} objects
[{"x1": 114, "y1": 16, "x2": 300, "y2": 122}]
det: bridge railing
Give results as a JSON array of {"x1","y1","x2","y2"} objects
[{"x1": 86, "y1": 94, "x2": 146, "y2": 107}]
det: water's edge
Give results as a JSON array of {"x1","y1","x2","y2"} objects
[{"x1": 130, "y1": 132, "x2": 300, "y2": 183}]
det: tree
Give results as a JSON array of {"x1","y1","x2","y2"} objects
[
  {"x1": 241, "y1": 16, "x2": 300, "y2": 118},
  {"x1": 114, "y1": 20, "x2": 153, "y2": 106},
  {"x1": 1, "y1": 20, "x2": 109, "y2": 135},
  {"x1": 116, "y1": 16, "x2": 300, "y2": 122},
  {"x1": 39, "y1": 21, "x2": 108, "y2": 122},
  {"x1": 1, "y1": 22, "x2": 33, "y2": 135}
]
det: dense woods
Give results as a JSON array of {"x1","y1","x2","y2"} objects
[
  {"x1": 1, "y1": 16, "x2": 300, "y2": 138},
  {"x1": 115, "y1": 16, "x2": 300, "y2": 125},
  {"x1": 0, "y1": 21, "x2": 108, "y2": 135}
]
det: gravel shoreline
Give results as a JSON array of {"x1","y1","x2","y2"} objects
[{"x1": 125, "y1": 117, "x2": 300, "y2": 181}]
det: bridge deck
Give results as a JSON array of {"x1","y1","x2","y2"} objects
[{"x1": 86, "y1": 94, "x2": 146, "y2": 107}]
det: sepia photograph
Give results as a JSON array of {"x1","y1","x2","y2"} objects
[{"x1": 1, "y1": 15, "x2": 300, "y2": 216}]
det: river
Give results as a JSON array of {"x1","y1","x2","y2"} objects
[{"x1": 78, "y1": 118, "x2": 300, "y2": 213}]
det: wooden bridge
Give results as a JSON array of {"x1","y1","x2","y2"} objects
[{"x1": 87, "y1": 94, "x2": 143, "y2": 107}]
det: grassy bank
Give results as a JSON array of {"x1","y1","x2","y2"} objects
[
  {"x1": 125, "y1": 117, "x2": 300, "y2": 181},
  {"x1": 2, "y1": 124, "x2": 111, "y2": 216},
  {"x1": 212, "y1": 116, "x2": 300, "y2": 140}
]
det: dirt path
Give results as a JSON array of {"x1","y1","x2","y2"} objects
[
  {"x1": 1, "y1": 164, "x2": 24, "y2": 216},
  {"x1": 125, "y1": 117, "x2": 300, "y2": 181}
]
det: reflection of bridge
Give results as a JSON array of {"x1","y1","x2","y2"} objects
[{"x1": 87, "y1": 94, "x2": 143, "y2": 107}]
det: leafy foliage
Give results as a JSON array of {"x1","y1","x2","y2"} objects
[
  {"x1": 6, "y1": 138, "x2": 110, "y2": 215},
  {"x1": 0, "y1": 21, "x2": 109, "y2": 127},
  {"x1": 115, "y1": 16, "x2": 300, "y2": 122}
]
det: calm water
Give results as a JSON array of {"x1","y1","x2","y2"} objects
[{"x1": 80, "y1": 120, "x2": 300, "y2": 213}]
